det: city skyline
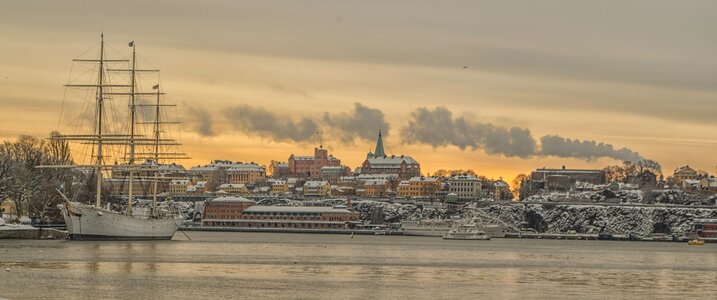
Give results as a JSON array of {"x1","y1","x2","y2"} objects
[{"x1": 2, "y1": 1, "x2": 717, "y2": 181}]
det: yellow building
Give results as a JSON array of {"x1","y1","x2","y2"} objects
[
  {"x1": 169, "y1": 179, "x2": 192, "y2": 196},
  {"x1": 217, "y1": 183, "x2": 250, "y2": 196},
  {"x1": 270, "y1": 180, "x2": 289, "y2": 195},
  {"x1": 227, "y1": 164, "x2": 266, "y2": 184},
  {"x1": 398, "y1": 177, "x2": 441, "y2": 198},
  {"x1": 303, "y1": 181, "x2": 331, "y2": 197},
  {"x1": 357, "y1": 179, "x2": 390, "y2": 197},
  {"x1": 673, "y1": 165, "x2": 699, "y2": 185}
]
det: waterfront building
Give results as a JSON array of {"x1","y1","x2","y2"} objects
[
  {"x1": 288, "y1": 147, "x2": 341, "y2": 178},
  {"x1": 236, "y1": 206, "x2": 359, "y2": 229},
  {"x1": 320, "y1": 166, "x2": 350, "y2": 185},
  {"x1": 447, "y1": 175, "x2": 482, "y2": 201},
  {"x1": 361, "y1": 131, "x2": 420, "y2": 180},
  {"x1": 227, "y1": 163, "x2": 266, "y2": 185},
  {"x1": 216, "y1": 183, "x2": 250, "y2": 196},
  {"x1": 397, "y1": 177, "x2": 441, "y2": 198},
  {"x1": 201, "y1": 196, "x2": 256, "y2": 226},
  {"x1": 693, "y1": 219, "x2": 717, "y2": 241},
  {"x1": 303, "y1": 180, "x2": 331, "y2": 197}
]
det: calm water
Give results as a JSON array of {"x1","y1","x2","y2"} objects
[{"x1": 0, "y1": 232, "x2": 716, "y2": 299}]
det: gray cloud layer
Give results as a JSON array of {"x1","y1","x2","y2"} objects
[
  {"x1": 400, "y1": 107, "x2": 536, "y2": 158},
  {"x1": 187, "y1": 107, "x2": 216, "y2": 137},
  {"x1": 225, "y1": 105, "x2": 319, "y2": 143},
  {"x1": 323, "y1": 102, "x2": 389, "y2": 143},
  {"x1": 402, "y1": 106, "x2": 644, "y2": 162},
  {"x1": 194, "y1": 103, "x2": 645, "y2": 163}
]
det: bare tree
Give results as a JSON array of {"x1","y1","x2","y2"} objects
[{"x1": 511, "y1": 173, "x2": 529, "y2": 200}]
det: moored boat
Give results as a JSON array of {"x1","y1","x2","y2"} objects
[{"x1": 443, "y1": 224, "x2": 490, "y2": 240}]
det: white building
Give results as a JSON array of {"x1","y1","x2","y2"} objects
[{"x1": 447, "y1": 175, "x2": 482, "y2": 200}]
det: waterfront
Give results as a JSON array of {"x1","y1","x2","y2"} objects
[{"x1": 0, "y1": 232, "x2": 716, "y2": 299}]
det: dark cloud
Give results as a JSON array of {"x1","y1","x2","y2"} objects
[
  {"x1": 402, "y1": 106, "x2": 645, "y2": 162},
  {"x1": 323, "y1": 102, "x2": 389, "y2": 143},
  {"x1": 224, "y1": 104, "x2": 319, "y2": 143},
  {"x1": 539, "y1": 135, "x2": 643, "y2": 162},
  {"x1": 182, "y1": 106, "x2": 216, "y2": 137},
  {"x1": 401, "y1": 107, "x2": 536, "y2": 158}
]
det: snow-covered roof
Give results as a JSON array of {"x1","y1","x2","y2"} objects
[
  {"x1": 408, "y1": 177, "x2": 439, "y2": 182},
  {"x1": 218, "y1": 183, "x2": 246, "y2": 189},
  {"x1": 364, "y1": 179, "x2": 389, "y2": 186},
  {"x1": 243, "y1": 206, "x2": 352, "y2": 214},
  {"x1": 210, "y1": 196, "x2": 255, "y2": 203},
  {"x1": 448, "y1": 175, "x2": 480, "y2": 181},
  {"x1": 292, "y1": 156, "x2": 314, "y2": 160},
  {"x1": 304, "y1": 181, "x2": 329, "y2": 188},
  {"x1": 170, "y1": 179, "x2": 190, "y2": 185},
  {"x1": 227, "y1": 164, "x2": 265, "y2": 172},
  {"x1": 189, "y1": 166, "x2": 220, "y2": 172},
  {"x1": 358, "y1": 173, "x2": 399, "y2": 180},
  {"x1": 366, "y1": 156, "x2": 418, "y2": 166},
  {"x1": 321, "y1": 166, "x2": 346, "y2": 170}
]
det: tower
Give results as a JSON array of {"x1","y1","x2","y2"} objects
[{"x1": 374, "y1": 130, "x2": 386, "y2": 157}]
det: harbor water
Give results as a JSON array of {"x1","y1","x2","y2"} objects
[{"x1": 0, "y1": 232, "x2": 716, "y2": 299}]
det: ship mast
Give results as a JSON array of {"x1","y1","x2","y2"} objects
[
  {"x1": 127, "y1": 41, "x2": 137, "y2": 215},
  {"x1": 152, "y1": 84, "x2": 161, "y2": 215},
  {"x1": 95, "y1": 33, "x2": 106, "y2": 208}
]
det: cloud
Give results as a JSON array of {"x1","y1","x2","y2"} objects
[
  {"x1": 402, "y1": 106, "x2": 645, "y2": 162},
  {"x1": 323, "y1": 102, "x2": 389, "y2": 143},
  {"x1": 401, "y1": 107, "x2": 536, "y2": 158},
  {"x1": 184, "y1": 106, "x2": 216, "y2": 137},
  {"x1": 539, "y1": 135, "x2": 643, "y2": 162},
  {"x1": 224, "y1": 104, "x2": 319, "y2": 143}
]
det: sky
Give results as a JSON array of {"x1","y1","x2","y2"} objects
[{"x1": 1, "y1": 0, "x2": 716, "y2": 181}]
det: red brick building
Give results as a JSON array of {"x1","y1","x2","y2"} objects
[
  {"x1": 288, "y1": 147, "x2": 341, "y2": 179},
  {"x1": 201, "y1": 196, "x2": 256, "y2": 226}
]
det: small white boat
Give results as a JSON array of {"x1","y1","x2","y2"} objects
[{"x1": 443, "y1": 224, "x2": 490, "y2": 240}]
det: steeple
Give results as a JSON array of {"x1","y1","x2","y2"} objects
[{"x1": 374, "y1": 130, "x2": 386, "y2": 157}]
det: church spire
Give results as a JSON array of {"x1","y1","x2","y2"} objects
[{"x1": 374, "y1": 130, "x2": 386, "y2": 157}]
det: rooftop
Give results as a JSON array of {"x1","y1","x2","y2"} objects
[
  {"x1": 210, "y1": 196, "x2": 255, "y2": 203},
  {"x1": 243, "y1": 205, "x2": 352, "y2": 214}
]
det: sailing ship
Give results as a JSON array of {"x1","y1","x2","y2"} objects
[{"x1": 48, "y1": 34, "x2": 189, "y2": 240}]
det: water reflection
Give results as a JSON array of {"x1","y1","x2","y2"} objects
[{"x1": 0, "y1": 234, "x2": 715, "y2": 299}]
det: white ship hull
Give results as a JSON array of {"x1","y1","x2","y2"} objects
[
  {"x1": 401, "y1": 220, "x2": 453, "y2": 237},
  {"x1": 60, "y1": 202, "x2": 179, "y2": 240}
]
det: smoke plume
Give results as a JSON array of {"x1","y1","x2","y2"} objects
[
  {"x1": 323, "y1": 102, "x2": 390, "y2": 143},
  {"x1": 402, "y1": 106, "x2": 645, "y2": 162},
  {"x1": 539, "y1": 135, "x2": 643, "y2": 162},
  {"x1": 224, "y1": 104, "x2": 319, "y2": 143}
]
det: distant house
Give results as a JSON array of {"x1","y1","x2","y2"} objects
[
  {"x1": 303, "y1": 181, "x2": 331, "y2": 197},
  {"x1": 216, "y1": 183, "x2": 249, "y2": 196},
  {"x1": 683, "y1": 179, "x2": 701, "y2": 192},
  {"x1": 397, "y1": 177, "x2": 441, "y2": 198},
  {"x1": 700, "y1": 178, "x2": 717, "y2": 192},
  {"x1": 673, "y1": 165, "x2": 699, "y2": 185}
]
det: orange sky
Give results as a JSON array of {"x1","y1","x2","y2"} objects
[{"x1": 1, "y1": 1, "x2": 717, "y2": 181}]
